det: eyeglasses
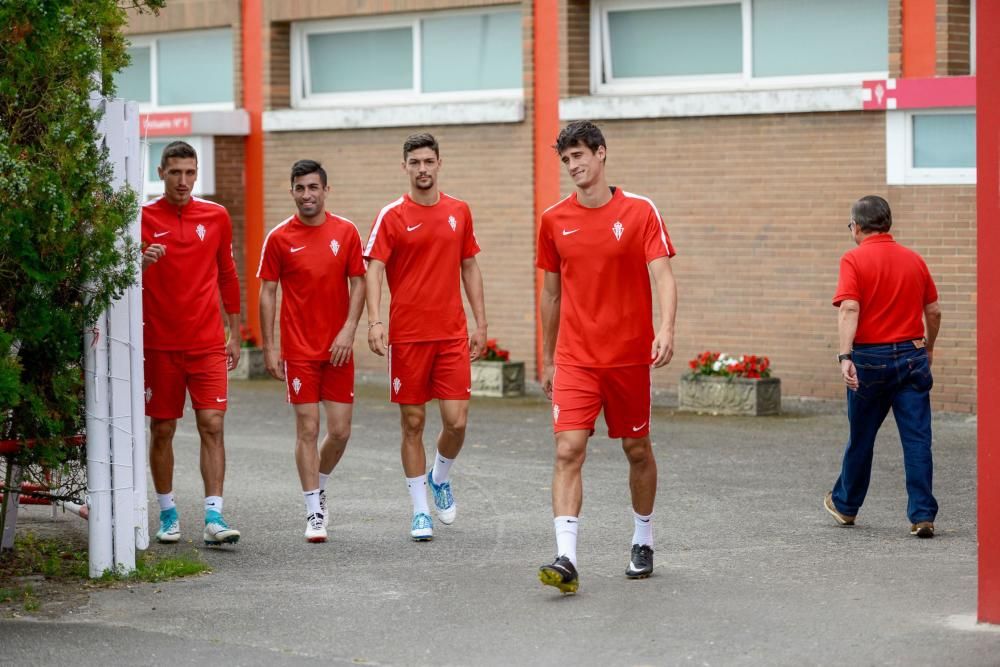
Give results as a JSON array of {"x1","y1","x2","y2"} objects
[{"x1": 847, "y1": 220, "x2": 856, "y2": 230}]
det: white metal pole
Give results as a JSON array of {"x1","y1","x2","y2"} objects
[
  {"x1": 85, "y1": 308, "x2": 113, "y2": 577},
  {"x1": 123, "y1": 100, "x2": 149, "y2": 551}
]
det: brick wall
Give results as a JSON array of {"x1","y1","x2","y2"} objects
[
  {"x1": 586, "y1": 112, "x2": 976, "y2": 412},
  {"x1": 890, "y1": 0, "x2": 902, "y2": 78},
  {"x1": 937, "y1": 0, "x2": 972, "y2": 75},
  {"x1": 211, "y1": 137, "x2": 249, "y2": 317}
]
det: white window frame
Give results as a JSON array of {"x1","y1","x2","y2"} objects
[
  {"x1": 125, "y1": 29, "x2": 235, "y2": 112},
  {"x1": 291, "y1": 7, "x2": 523, "y2": 109},
  {"x1": 142, "y1": 136, "x2": 216, "y2": 197},
  {"x1": 591, "y1": 0, "x2": 889, "y2": 96},
  {"x1": 885, "y1": 108, "x2": 976, "y2": 185}
]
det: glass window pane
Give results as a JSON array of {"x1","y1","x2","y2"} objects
[
  {"x1": 157, "y1": 30, "x2": 233, "y2": 105},
  {"x1": 146, "y1": 139, "x2": 172, "y2": 181},
  {"x1": 607, "y1": 4, "x2": 742, "y2": 79},
  {"x1": 753, "y1": 0, "x2": 888, "y2": 77},
  {"x1": 422, "y1": 11, "x2": 522, "y2": 93},
  {"x1": 913, "y1": 114, "x2": 976, "y2": 168},
  {"x1": 308, "y1": 28, "x2": 413, "y2": 94},
  {"x1": 117, "y1": 46, "x2": 151, "y2": 103}
]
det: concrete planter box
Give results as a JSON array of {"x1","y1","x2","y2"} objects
[
  {"x1": 679, "y1": 375, "x2": 781, "y2": 416},
  {"x1": 230, "y1": 347, "x2": 267, "y2": 380},
  {"x1": 471, "y1": 360, "x2": 525, "y2": 397}
]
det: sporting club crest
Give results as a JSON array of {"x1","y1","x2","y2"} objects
[
  {"x1": 196, "y1": 223, "x2": 207, "y2": 241},
  {"x1": 144, "y1": 387, "x2": 152, "y2": 404},
  {"x1": 448, "y1": 215, "x2": 457, "y2": 231},
  {"x1": 612, "y1": 221, "x2": 624, "y2": 241},
  {"x1": 330, "y1": 239, "x2": 340, "y2": 256},
  {"x1": 552, "y1": 404, "x2": 560, "y2": 423},
  {"x1": 292, "y1": 377, "x2": 302, "y2": 395},
  {"x1": 393, "y1": 377, "x2": 402, "y2": 394}
]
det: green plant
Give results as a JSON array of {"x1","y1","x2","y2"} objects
[{"x1": 0, "y1": 0, "x2": 164, "y2": 469}]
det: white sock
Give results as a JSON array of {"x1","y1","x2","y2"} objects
[
  {"x1": 554, "y1": 516, "x2": 579, "y2": 566},
  {"x1": 303, "y1": 489, "x2": 321, "y2": 516},
  {"x1": 157, "y1": 493, "x2": 175, "y2": 511},
  {"x1": 318, "y1": 472, "x2": 331, "y2": 491},
  {"x1": 204, "y1": 496, "x2": 223, "y2": 514},
  {"x1": 632, "y1": 511, "x2": 653, "y2": 548},
  {"x1": 407, "y1": 475, "x2": 430, "y2": 516},
  {"x1": 431, "y1": 452, "x2": 455, "y2": 485}
]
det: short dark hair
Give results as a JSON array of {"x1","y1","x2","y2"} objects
[
  {"x1": 290, "y1": 159, "x2": 327, "y2": 187},
  {"x1": 403, "y1": 133, "x2": 439, "y2": 159},
  {"x1": 851, "y1": 195, "x2": 892, "y2": 233},
  {"x1": 554, "y1": 120, "x2": 606, "y2": 155},
  {"x1": 160, "y1": 140, "x2": 197, "y2": 168}
]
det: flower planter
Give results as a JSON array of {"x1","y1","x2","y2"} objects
[
  {"x1": 678, "y1": 375, "x2": 781, "y2": 416},
  {"x1": 471, "y1": 360, "x2": 525, "y2": 397},
  {"x1": 230, "y1": 347, "x2": 267, "y2": 380}
]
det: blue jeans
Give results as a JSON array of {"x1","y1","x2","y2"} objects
[{"x1": 831, "y1": 343, "x2": 938, "y2": 524}]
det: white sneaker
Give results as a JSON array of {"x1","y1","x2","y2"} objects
[
  {"x1": 203, "y1": 511, "x2": 240, "y2": 546},
  {"x1": 319, "y1": 490, "x2": 329, "y2": 529},
  {"x1": 156, "y1": 508, "x2": 180, "y2": 543},
  {"x1": 305, "y1": 513, "x2": 327, "y2": 543}
]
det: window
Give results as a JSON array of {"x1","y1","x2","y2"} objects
[
  {"x1": 291, "y1": 8, "x2": 523, "y2": 107},
  {"x1": 115, "y1": 29, "x2": 234, "y2": 110},
  {"x1": 886, "y1": 109, "x2": 976, "y2": 185},
  {"x1": 593, "y1": 0, "x2": 888, "y2": 93},
  {"x1": 143, "y1": 136, "x2": 215, "y2": 197}
]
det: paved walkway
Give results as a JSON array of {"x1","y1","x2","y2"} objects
[{"x1": 2, "y1": 380, "x2": 997, "y2": 666}]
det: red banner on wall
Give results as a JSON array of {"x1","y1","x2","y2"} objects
[
  {"x1": 140, "y1": 112, "x2": 192, "y2": 136},
  {"x1": 862, "y1": 76, "x2": 976, "y2": 111}
]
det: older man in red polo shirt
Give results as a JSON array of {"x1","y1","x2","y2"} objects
[{"x1": 824, "y1": 195, "x2": 942, "y2": 538}]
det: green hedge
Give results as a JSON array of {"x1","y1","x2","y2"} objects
[{"x1": 0, "y1": 0, "x2": 164, "y2": 468}]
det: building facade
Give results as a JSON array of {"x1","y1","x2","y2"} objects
[{"x1": 122, "y1": 0, "x2": 978, "y2": 412}]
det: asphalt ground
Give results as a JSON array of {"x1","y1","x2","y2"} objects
[{"x1": 1, "y1": 379, "x2": 997, "y2": 666}]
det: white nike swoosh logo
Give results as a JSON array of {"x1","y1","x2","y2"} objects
[
  {"x1": 407, "y1": 224, "x2": 422, "y2": 232},
  {"x1": 562, "y1": 229, "x2": 580, "y2": 236},
  {"x1": 290, "y1": 246, "x2": 306, "y2": 253},
  {"x1": 215, "y1": 397, "x2": 227, "y2": 403},
  {"x1": 632, "y1": 422, "x2": 647, "y2": 431},
  {"x1": 153, "y1": 231, "x2": 169, "y2": 238},
  {"x1": 628, "y1": 561, "x2": 645, "y2": 572},
  {"x1": 466, "y1": 387, "x2": 472, "y2": 392}
]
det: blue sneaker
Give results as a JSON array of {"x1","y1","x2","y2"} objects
[
  {"x1": 410, "y1": 512, "x2": 433, "y2": 541},
  {"x1": 156, "y1": 507, "x2": 180, "y2": 543},
  {"x1": 203, "y1": 510, "x2": 240, "y2": 546},
  {"x1": 427, "y1": 470, "x2": 456, "y2": 525}
]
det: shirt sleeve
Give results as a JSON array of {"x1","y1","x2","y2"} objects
[
  {"x1": 257, "y1": 225, "x2": 281, "y2": 282},
  {"x1": 346, "y1": 224, "x2": 366, "y2": 277},
  {"x1": 461, "y1": 203, "x2": 481, "y2": 259},
  {"x1": 923, "y1": 261, "x2": 939, "y2": 305},
  {"x1": 216, "y1": 210, "x2": 241, "y2": 315},
  {"x1": 535, "y1": 213, "x2": 560, "y2": 273},
  {"x1": 364, "y1": 209, "x2": 395, "y2": 263},
  {"x1": 832, "y1": 253, "x2": 860, "y2": 307},
  {"x1": 642, "y1": 201, "x2": 675, "y2": 262}
]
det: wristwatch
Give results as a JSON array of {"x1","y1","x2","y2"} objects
[{"x1": 837, "y1": 352, "x2": 852, "y2": 363}]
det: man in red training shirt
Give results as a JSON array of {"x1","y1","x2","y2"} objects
[
  {"x1": 258, "y1": 160, "x2": 366, "y2": 544},
  {"x1": 825, "y1": 195, "x2": 942, "y2": 538},
  {"x1": 364, "y1": 133, "x2": 488, "y2": 541},
  {"x1": 141, "y1": 140, "x2": 242, "y2": 547},
  {"x1": 536, "y1": 121, "x2": 678, "y2": 594}
]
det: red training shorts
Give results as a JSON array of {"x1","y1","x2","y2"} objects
[
  {"x1": 283, "y1": 358, "x2": 355, "y2": 405},
  {"x1": 551, "y1": 364, "x2": 651, "y2": 438},
  {"x1": 387, "y1": 338, "x2": 471, "y2": 404},
  {"x1": 144, "y1": 347, "x2": 228, "y2": 419}
]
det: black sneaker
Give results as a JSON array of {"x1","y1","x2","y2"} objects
[
  {"x1": 538, "y1": 555, "x2": 579, "y2": 594},
  {"x1": 625, "y1": 544, "x2": 654, "y2": 579}
]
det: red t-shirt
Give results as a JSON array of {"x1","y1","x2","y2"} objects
[
  {"x1": 257, "y1": 212, "x2": 366, "y2": 360},
  {"x1": 363, "y1": 193, "x2": 480, "y2": 344},
  {"x1": 832, "y1": 234, "x2": 938, "y2": 344},
  {"x1": 536, "y1": 188, "x2": 676, "y2": 367},
  {"x1": 141, "y1": 196, "x2": 241, "y2": 351}
]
